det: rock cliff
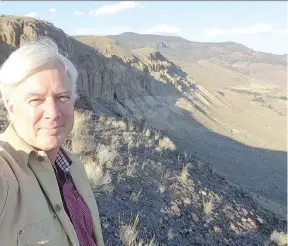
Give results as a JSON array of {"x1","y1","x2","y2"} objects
[{"x1": 0, "y1": 16, "x2": 165, "y2": 108}]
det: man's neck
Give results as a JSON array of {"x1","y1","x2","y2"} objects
[{"x1": 46, "y1": 147, "x2": 60, "y2": 164}]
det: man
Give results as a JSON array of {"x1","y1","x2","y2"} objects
[{"x1": 0, "y1": 37, "x2": 104, "y2": 245}]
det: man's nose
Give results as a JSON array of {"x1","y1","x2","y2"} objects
[{"x1": 43, "y1": 98, "x2": 61, "y2": 119}]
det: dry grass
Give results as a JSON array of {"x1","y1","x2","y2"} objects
[
  {"x1": 98, "y1": 115, "x2": 107, "y2": 123},
  {"x1": 154, "y1": 131, "x2": 161, "y2": 141},
  {"x1": 167, "y1": 228, "x2": 175, "y2": 240},
  {"x1": 158, "y1": 137, "x2": 176, "y2": 151},
  {"x1": 142, "y1": 127, "x2": 151, "y2": 138},
  {"x1": 74, "y1": 118, "x2": 118, "y2": 190},
  {"x1": 180, "y1": 165, "x2": 190, "y2": 184},
  {"x1": 137, "y1": 240, "x2": 156, "y2": 246},
  {"x1": 128, "y1": 119, "x2": 134, "y2": 131},
  {"x1": 131, "y1": 190, "x2": 142, "y2": 202},
  {"x1": 126, "y1": 135, "x2": 135, "y2": 152},
  {"x1": 120, "y1": 215, "x2": 156, "y2": 246},
  {"x1": 115, "y1": 119, "x2": 128, "y2": 131},
  {"x1": 127, "y1": 153, "x2": 137, "y2": 177},
  {"x1": 202, "y1": 196, "x2": 214, "y2": 216},
  {"x1": 120, "y1": 215, "x2": 139, "y2": 246},
  {"x1": 269, "y1": 231, "x2": 288, "y2": 246},
  {"x1": 0, "y1": 96, "x2": 9, "y2": 131},
  {"x1": 159, "y1": 184, "x2": 166, "y2": 194},
  {"x1": 71, "y1": 110, "x2": 94, "y2": 154},
  {"x1": 100, "y1": 117, "x2": 127, "y2": 131},
  {"x1": 81, "y1": 155, "x2": 112, "y2": 190},
  {"x1": 96, "y1": 144, "x2": 117, "y2": 168}
]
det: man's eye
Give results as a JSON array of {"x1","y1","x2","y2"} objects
[
  {"x1": 59, "y1": 96, "x2": 70, "y2": 101},
  {"x1": 29, "y1": 99, "x2": 41, "y2": 103}
]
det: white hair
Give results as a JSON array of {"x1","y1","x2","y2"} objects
[{"x1": 0, "y1": 37, "x2": 78, "y2": 105}]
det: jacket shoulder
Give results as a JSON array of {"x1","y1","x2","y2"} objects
[{"x1": 0, "y1": 153, "x2": 11, "y2": 223}]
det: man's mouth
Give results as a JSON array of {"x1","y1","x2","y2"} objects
[
  {"x1": 39, "y1": 125, "x2": 64, "y2": 135},
  {"x1": 41, "y1": 125, "x2": 64, "y2": 130}
]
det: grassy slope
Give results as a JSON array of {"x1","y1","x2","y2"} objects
[{"x1": 64, "y1": 109, "x2": 287, "y2": 246}]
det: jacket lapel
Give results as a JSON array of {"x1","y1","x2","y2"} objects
[
  {"x1": 69, "y1": 158, "x2": 104, "y2": 246},
  {"x1": 28, "y1": 155, "x2": 80, "y2": 246}
]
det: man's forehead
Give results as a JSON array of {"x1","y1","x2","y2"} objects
[
  {"x1": 13, "y1": 61, "x2": 72, "y2": 97},
  {"x1": 36, "y1": 59, "x2": 66, "y2": 74},
  {"x1": 21, "y1": 60, "x2": 68, "y2": 82},
  {"x1": 22, "y1": 89, "x2": 71, "y2": 96},
  {"x1": 18, "y1": 74, "x2": 71, "y2": 92}
]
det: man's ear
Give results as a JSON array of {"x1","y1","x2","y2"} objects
[{"x1": 4, "y1": 96, "x2": 14, "y2": 117}]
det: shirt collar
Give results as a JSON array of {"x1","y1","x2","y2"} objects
[
  {"x1": 54, "y1": 147, "x2": 72, "y2": 173},
  {"x1": 58, "y1": 147, "x2": 72, "y2": 165}
]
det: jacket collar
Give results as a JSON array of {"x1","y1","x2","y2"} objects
[{"x1": 0, "y1": 123, "x2": 36, "y2": 168}]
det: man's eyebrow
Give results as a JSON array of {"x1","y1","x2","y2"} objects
[
  {"x1": 56, "y1": 91, "x2": 71, "y2": 96},
  {"x1": 23, "y1": 91, "x2": 71, "y2": 99},
  {"x1": 24, "y1": 92, "x2": 43, "y2": 99}
]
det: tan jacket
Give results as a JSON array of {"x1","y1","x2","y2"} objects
[{"x1": 0, "y1": 123, "x2": 104, "y2": 246}]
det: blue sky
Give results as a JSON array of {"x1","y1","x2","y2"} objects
[{"x1": 0, "y1": 1, "x2": 287, "y2": 54}]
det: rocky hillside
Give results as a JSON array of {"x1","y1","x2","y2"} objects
[
  {"x1": 0, "y1": 16, "x2": 177, "y2": 111},
  {"x1": 75, "y1": 35, "x2": 195, "y2": 92},
  {"x1": 65, "y1": 109, "x2": 287, "y2": 246},
  {"x1": 73, "y1": 35, "x2": 145, "y2": 70}
]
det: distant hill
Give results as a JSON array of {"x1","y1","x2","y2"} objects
[
  {"x1": 107, "y1": 32, "x2": 287, "y2": 86},
  {"x1": 107, "y1": 32, "x2": 286, "y2": 65}
]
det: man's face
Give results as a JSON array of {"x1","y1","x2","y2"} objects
[{"x1": 7, "y1": 60, "x2": 75, "y2": 151}]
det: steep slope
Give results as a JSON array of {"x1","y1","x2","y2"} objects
[
  {"x1": 67, "y1": 110, "x2": 288, "y2": 245},
  {"x1": 77, "y1": 35, "x2": 287, "y2": 220},
  {"x1": 74, "y1": 35, "x2": 219, "y2": 127},
  {"x1": 132, "y1": 47, "x2": 192, "y2": 89}
]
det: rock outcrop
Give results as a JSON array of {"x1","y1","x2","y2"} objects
[
  {"x1": 1, "y1": 16, "x2": 203, "y2": 118},
  {"x1": 75, "y1": 35, "x2": 197, "y2": 93},
  {"x1": 0, "y1": 16, "x2": 169, "y2": 108}
]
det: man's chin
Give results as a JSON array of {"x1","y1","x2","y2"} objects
[{"x1": 40, "y1": 136, "x2": 64, "y2": 150}]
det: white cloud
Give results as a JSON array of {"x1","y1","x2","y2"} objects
[
  {"x1": 49, "y1": 8, "x2": 56, "y2": 13},
  {"x1": 273, "y1": 29, "x2": 288, "y2": 35},
  {"x1": 25, "y1": 12, "x2": 37, "y2": 18},
  {"x1": 203, "y1": 23, "x2": 287, "y2": 37},
  {"x1": 144, "y1": 24, "x2": 182, "y2": 35},
  {"x1": 72, "y1": 11, "x2": 84, "y2": 16},
  {"x1": 89, "y1": 1, "x2": 143, "y2": 16}
]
